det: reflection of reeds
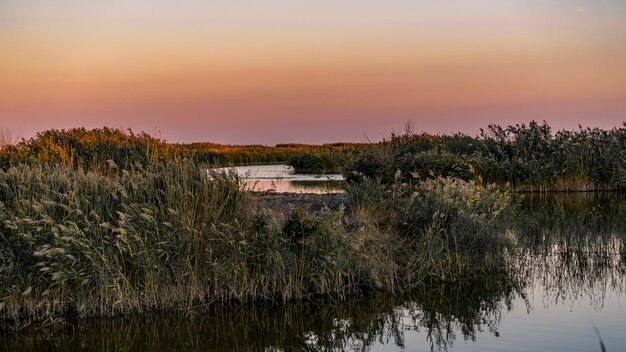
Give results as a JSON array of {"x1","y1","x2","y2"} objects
[
  {"x1": 0, "y1": 279, "x2": 521, "y2": 352},
  {"x1": 289, "y1": 180, "x2": 344, "y2": 192},
  {"x1": 514, "y1": 193, "x2": 626, "y2": 307}
]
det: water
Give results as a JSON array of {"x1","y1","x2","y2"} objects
[
  {"x1": 2, "y1": 193, "x2": 626, "y2": 351},
  {"x1": 212, "y1": 164, "x2": 344, "y2": 193}
]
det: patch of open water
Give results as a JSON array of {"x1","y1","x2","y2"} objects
[{"x1": 213, "y1": 164, "x2": 344, "y2": 193}]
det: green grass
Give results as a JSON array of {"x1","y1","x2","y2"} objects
[
  {"x1": 180, "y1": 141, "x2": 364, "y2": 166},
  {"x1": 0, "y1": 159, "x2": 516, "y2": 328},
  {"x1": 344, "y1": 121, "x2": 626, "y2": 191},
  {"x1": 10, "y1": 122, "x2": 618, "y2": 330},
  {"x1": 0, "y1": 127, "x2": 366, "y2": 170},
  {"x1": 287, "y1": 151, "x2": 346, "y2": 173}
]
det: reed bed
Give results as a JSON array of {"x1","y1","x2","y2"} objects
[
  {"x1": 0, "y1": 128, "x2": 365, "y2": 170},
  {"x1": 347, "y1": 176, "x2": 516, "y2": 284},
  {"x1": 0, "y1": 125, "x2": 526, "y2": 330},
  {"x1": 287, "y1": 151, "x2": 347, "y2": 173},
  {"x1": 0, "y1": 160, "x2": 394, "y2": 327},
  {"x1": 0, "y1": 159, "x2": 515, "y2": 328},
  {"x1": 345, "y1": 121, "x2": 626, "y2": 191}
]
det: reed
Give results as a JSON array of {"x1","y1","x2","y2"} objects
[
  {"x1": 346, "y1": 176, "x2": 516, "y2": 284},
  {"x1": 345, "y1": 121, "x2": 626, "y2": 191},
  {"x1": 0, "y1": 161, "x2": 516, "y2": 328},
  {"x1": 0, "y1": 127, "x2": 367, "y2": 170},
  {"x1": 287, "y1": 151, "x2": 346, "y2": 173},
  {"x1": 0, "y1": 126, "x2": 526, "y2": 330}
]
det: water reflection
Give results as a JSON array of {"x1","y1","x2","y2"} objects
[
  {"x1": 0, "y1": 281, "x2": 520, "y2": 352},
  {"x1": 516, "y1": 193, "x2": 626, "y2": 307},
  {"x1": 2, "y1": 194, "x2": 626, "y2": 351},
  {"x1": 212, "y1": 164, "x2": 344, "y2": 193}
]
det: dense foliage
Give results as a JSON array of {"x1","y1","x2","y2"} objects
[
  {"x1": 347, "y1": 177, "x2": 516, "y2": 282},
  {"x1": 0, "y1": 128, "x2": 176, "y2": 170},
  {"x1": 287, "y1": 151, "x2": 346, "y2": 173},
  {"x1": 6, "y1": 121, "x2": 625, "y2": 329},
  {"x1": 0, "y1": 128, "x2": 364, "y2": 170},
  {"x1": 345, "y1": 121, "x2": 626, "y2": 191},
  {"x1": 0, "y1": 162, "x2": 515, "y2": 327},
  {"x1": 177, "y1": 141, "x2": 363, "y2": 166}
]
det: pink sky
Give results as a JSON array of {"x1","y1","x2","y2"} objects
[{"x1": 1, "y1": 1, "x2": 625, "y2": 144}]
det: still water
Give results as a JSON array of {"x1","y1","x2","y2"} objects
[
  {"x1": 212, "y1": 164, "x2": 344, "y2": 193},
  {"x1": 2, "y1": 194, "x2": 626, "y2": 351}
]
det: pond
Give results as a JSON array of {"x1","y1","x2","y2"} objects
[
  {"x1": 212, "y1": 164, "x2": 344, "y2": 193},
  {"x1": 2, "y1": 193, "x2": 626, "y2": 351}
]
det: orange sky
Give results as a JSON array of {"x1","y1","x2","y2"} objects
[{"x1": 1, "y1": 1, "x2": 625, "y2": 143}]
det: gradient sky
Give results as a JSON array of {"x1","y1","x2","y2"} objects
[{"x1": 1, "y1": 1, "x2": 625, "y2": 144}]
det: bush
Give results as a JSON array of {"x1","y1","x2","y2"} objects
[
  {"x1": 347, "y1": 177, "x2": 516, "y2": 283},
  {"x1": 345, "y1": 121, "x2": 626, "y2": 190},
  {"x1": 287, "y1": 152, "x2": 346, "y2": 173},
  {"x1": 0, "y1": 128, "x2": 174, "y2": 170}
]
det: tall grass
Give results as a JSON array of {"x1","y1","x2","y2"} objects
[
  {"x1": 0, "y1": 126, "x2": 524, "y2": 329},
  {"x1": 0, "y1": 161, "x2": 516, "y2": 328},
  {"x1": 347, "y1": 176, "x2": 516, "y2": 284},
  {"x1": 0, "y1": 128, "x2": 175, "y2": 170},
  {"x1": 345, "y1": 121, "x2": 626, "y2": 191},
  {"x1": 287, "y1": 151, "x2": 346, "y2": 173},
  {"x1": 0, "y1": 161, "x2": 250, "y2": 325},
  {"x1": 0, "y1": 128, "x2": 365, "y2": 170},
  {"x1": 0, "y1": 161, "x2": 396, "y2": 327}
]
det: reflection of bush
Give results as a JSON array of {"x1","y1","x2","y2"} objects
[
  {"x1": 514, "y1": 193, "x2": 626, "y2": 304},
  {"x1": 289, "y1": 180, "x2": 344, "y2": 191},
  {"x1": 1, "y1": 278, "x2": 523, "y2": 352}
]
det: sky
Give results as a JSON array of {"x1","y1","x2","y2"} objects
[{"x1": 1, "y1": 0, "x2": 625, "y2": 144}]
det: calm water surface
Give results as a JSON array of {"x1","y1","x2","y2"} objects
[
  {"x1": 212, "y1": 164, "x2": 344, "y2": 193},
  {"x1": 2, "y1": 194, "x2": 626, "y2": 351}
]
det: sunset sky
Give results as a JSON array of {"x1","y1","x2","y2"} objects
[{"x1": 1, "y1": 1, "x2": 625, "y2": 144}]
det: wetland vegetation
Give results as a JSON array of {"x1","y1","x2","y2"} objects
[
  {"x1": 0, "y1": 161, "x2": 514, "y2": 328},
  {"x1": 346, "y1": 121, "x2": 626, "y2": 191},
  {"x1": 3, "y1": 193, "x2": 625, "y2": 351},
  {"x1": 1, "y1": 122, "x2": 626, "y2": 351}
]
